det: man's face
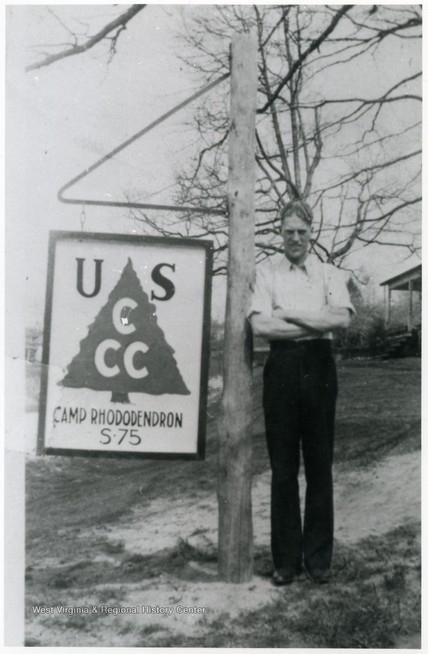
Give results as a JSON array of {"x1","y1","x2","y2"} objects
[{"x1": 282, "y1": 214, "x2": 311, "y2": 265}]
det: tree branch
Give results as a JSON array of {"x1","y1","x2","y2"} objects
[
  {"x1": 26, "y1": 5, "x2": 146, "y2": 71},
  {"x1": 258, "y1": 5, "x2": 354, "y2": 114}
]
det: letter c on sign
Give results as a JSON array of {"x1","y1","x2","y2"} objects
[
  {"x1": 113, "y1": 298, "x2": 137, "y2": 335},
  {"x1": 124, "y1": 341, "x2": 149, "y2": 379},
  {"x1": 95, "y1": 339, "x2": 120, "y2": 377}
]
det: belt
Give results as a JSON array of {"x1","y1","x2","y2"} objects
[{"x1": 269, "y1": 339, "x2": 332, "y2": 352}]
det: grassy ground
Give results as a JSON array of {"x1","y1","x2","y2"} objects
[
  {"x1": 126, "y1": 523, "x2": 420, "y2": 648},
  {"x1": 25, "y1": 357, "x2": 421, "y2": 647},
  {"x1": 26, "y1": 524, "x2": 420, "y2": 648}
]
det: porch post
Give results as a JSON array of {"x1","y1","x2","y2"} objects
[
  {"x1": 408, "y1": 280, "x2": 413, "y2": 331},
  {"x1": 385, "y1": 286, "x2": 391, "y2": 327}
]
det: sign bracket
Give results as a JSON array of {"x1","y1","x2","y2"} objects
[{"x1": 58, "y1": 73, "x2": 230, "y2": 216}]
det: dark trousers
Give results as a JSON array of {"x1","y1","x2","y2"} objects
[{"x1": 263, "y1": 339, "x2": 337, "y2": 572}]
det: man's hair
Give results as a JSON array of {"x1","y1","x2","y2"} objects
[{"x1": 280, "y1": 200, "x2": 313, "y2": 228}]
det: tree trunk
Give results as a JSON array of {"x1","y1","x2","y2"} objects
[
  {"x1": 111, "y1": 392, "x2": 130, "y2": 403},
  {"x1": 217, "y1": 31, "x2": 258, "y2": 583}
]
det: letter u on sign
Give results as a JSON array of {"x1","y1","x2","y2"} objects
[{"x1": 76, "y1": 258, "x2": 103, "y2": 298}]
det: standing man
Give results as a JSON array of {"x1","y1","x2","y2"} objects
[{"x1": 248, "y1": 200, "x2": 354, "y2": 586}]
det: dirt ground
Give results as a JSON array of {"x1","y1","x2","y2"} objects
[
  {"x1": 24, "y1": 358, "x2": 421, "y2": 647},
  {"x1": 25, "y1": 452, "x2": 421, "y2": 647}
]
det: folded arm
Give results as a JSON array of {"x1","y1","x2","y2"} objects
[
  {"x1": 272, "y1": 306, "x2": 352, "y2": 332},
  {"x1": 250, "y1": 312, "x2": 323, "y2": 340}
]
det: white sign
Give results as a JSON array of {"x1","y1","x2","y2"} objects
[{"x1": 38, "y1": 231, "x2": 213, "y2": 459}]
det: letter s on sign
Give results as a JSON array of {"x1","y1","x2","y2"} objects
[
  {"x1": 95, "y1": 339, "x2": 120, "y2": 377},
  {"x1": 151, "y1": 263, "x2": 175, "y2": 301}
]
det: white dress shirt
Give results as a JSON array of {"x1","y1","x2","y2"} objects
[{"x1": 248, "y1": 255, "x2": 355, "y2": 340}]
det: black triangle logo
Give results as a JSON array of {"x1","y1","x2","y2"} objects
[{"x1": 60, "y1": 258, "x2": 190, "y2": 403}]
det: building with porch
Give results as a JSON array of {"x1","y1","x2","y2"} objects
[{"x1": 380, "y1": 263, "x2": 421, "y2": 357}]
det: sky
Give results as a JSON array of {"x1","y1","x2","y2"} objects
[
  {"x1": 5, "y1": 3, "x2": 422, "y2": 330},
  {"x1": 6, "y1": 5, "x2": 214, "y2": 327}
]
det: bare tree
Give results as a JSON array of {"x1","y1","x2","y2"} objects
[
  {"x1": 131, "y1": 5, "x2": 421, "y2": 274},
  {"x1": 24, "y1": 4, "x2": 421, "y2": 274}
]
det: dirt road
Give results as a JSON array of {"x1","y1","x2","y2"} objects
[
  {"x1": 25, "y1": 358, "x2": 421, "y2": 647},
  {"x1": 25, "y1": 446, "x2": 420, "y2": 647}
]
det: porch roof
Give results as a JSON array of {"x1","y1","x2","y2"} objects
[{"x1": 380, "y1": 264, "x2": 422, "y2": 292}]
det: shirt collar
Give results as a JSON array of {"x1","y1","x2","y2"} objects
[{"x1": 284, "y1": 255, "x2": 317, "y2": 275}]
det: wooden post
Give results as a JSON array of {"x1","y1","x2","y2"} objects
[
  {"x1": 408, "y1": 280, "x2": 413, "y2": 330},
  {"x1": 217, "y1": 31, "x2": 258, "y2": 583},
  {"x1": 385, "y1": 286, "x2": 391, "y2": 327}
]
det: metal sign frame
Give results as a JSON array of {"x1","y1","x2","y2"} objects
[{"x1": 37, "y1": 230, "x2": 213, "y2": 460}]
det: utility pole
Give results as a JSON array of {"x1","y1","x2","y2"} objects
[{"x1": 217, "y1": 31, "x2": 258, "y2": 582}]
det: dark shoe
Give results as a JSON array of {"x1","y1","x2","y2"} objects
[
  {"x1": 272, "y1": 568, "x2": 301, "y2": 586},
  {"x1": 303, "y1": 562, "x2": 331, "y2": 584}
]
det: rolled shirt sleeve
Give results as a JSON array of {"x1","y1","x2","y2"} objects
[
  {"x1": 247, "y1": 264, "x2": 274, "y2": 319},
  {"x1": 325, "y1": 266, "x2": 356, "y2": 315}
]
